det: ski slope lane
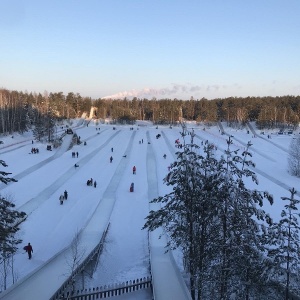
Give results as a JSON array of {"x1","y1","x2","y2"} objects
[
  {"x1": 146, "y1": 131, "x2": 192, "y2": 300},
  {"x1": 91, "y1": 129, "x2": 150, "y2": 286}
]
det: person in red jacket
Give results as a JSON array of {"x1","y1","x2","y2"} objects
[
  {"x1": 24, "y1": 242, "x2": 33, "y2": 259},
  {"x1": 133, "y1": 166, "x2": 136, "y2": 175}
]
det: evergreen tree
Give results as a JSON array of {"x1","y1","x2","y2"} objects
[
  {"x1": 266, "y1": 188, "x2": 300, "y2": 298},
  {"x1": 0, "y1": 162, "x2": 25, "y2": 290},
  {"x1": 210, "y1": 137, "x2": 273, "y2": 299},
  {"x1": 144, "y1": 130, "x2": 274, "y2": 299},
  {"x1": 288, "y1": 136, "x2": 300, "y2": 177},
  {"x1": 32, "y1": 112, "x2": 47, "y2": 142},
  {"x1": 143, "y1": 124, "x2": 218, "y2": 299},
  {"x1": 0, "y1": 196, "x2": 26, "y2": 290},
  {"x1": 0, "y1": 160, "x2": 17, "y2": 185}
]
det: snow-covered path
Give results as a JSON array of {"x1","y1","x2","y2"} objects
[{"x1": 147, "y1": 131, "x2": 192, "y2": 300}]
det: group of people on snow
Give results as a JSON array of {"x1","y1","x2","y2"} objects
[
  {"x1": 59, "y1": 190, "x2": 68, "y2": 205},
  {"x1": 31, "y1": 147, "x2": 39, "y2": 154},
  {"x1": 87, "y1": 178, "x2": 97, "y2": 188},
  {"x1": 72, "y1": 151, "x2": 79, "y2": 158}
]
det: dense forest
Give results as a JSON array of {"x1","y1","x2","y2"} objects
[{"x1": 1, "y1": 88, "x2": 300, "y2": 136}]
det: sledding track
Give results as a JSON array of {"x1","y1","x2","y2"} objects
[
  {"x1": 147, "y1": 131, "x2": 192, "y2": 300},
  {"x1": 18, "y1": 129, "x2": 120, "y2": 215},
  {"x1": 161, "y1": 126, "x2": 296, "y2": 197}
]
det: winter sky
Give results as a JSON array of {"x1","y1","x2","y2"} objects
[{"x1": 1, "y1": 0, "x2": 300, "y2": 100}]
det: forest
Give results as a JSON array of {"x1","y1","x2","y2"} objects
[{"x1": 1, "y1": 88, "x2": 300, "y2": 137}]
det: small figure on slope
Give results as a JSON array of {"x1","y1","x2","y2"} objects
[
  {"x1": 24, "y1": 243, "x2": 33, "y2": 259},
  {"x1": 59, "y1": 194, "x2": 65, "y2": 205}
]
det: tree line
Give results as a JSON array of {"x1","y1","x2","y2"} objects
[{"x1": 1, "y1": 89, "x2": 300, "y2": 135}]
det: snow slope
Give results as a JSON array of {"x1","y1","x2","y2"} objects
[{"x1": 0, "y1": 121, "x2": 299, "y2": 299}]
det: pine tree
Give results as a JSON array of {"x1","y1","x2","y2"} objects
[
  {"x1": 266, "y1": 187, "x2": 300, "y2": 298},
  {"x1": 0, "y1": 161, "x2": 26, "y2": 290},
  {"x1": 0, "y1": 160, "x2": 17, "y2": 185},
  {"x1": 143, "y1": 130, "x2": 274, "y2": 299},
  {"x1": 143, "y1": 124, "x2": 218, "y2": 299},
  {"x1": 0, "y1": 196, "x2": 26, "y2": 289},
  {"x1": 32, "y1": 112, "x2": 47, "y2": 142},
  {"x1": 210, "y1": 137, "x2": 273, "y2": 299},
  {"x1": 288, "y1": 136, "x2": 300, "y2": 177}
]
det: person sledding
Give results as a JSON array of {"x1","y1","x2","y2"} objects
[{"x1": 24, "y1": 242, "x2": 33, "y2": 259}]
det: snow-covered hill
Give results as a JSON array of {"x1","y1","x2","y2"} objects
[{"x1": 0, "y1": 120, "x2": 298, "y2": 299}]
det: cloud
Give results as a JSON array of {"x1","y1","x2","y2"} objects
[{"x1": 102, "y1": 83, "x2": 229, "y2": 99}]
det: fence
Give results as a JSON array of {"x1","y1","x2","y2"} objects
[
  {"x1": 58, "y1": 276, "x2": 152, "y2": 300},
  {"x1": 50, "y1": 224, "x2": 110, "y2": 300}
]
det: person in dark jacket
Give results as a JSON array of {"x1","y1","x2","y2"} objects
[
  {"x1": 24, "y1": 243, "x2": 33, "y2": 259},
  {"x1": 64, "y1": 190, "x2": 68, "y2": 200}
]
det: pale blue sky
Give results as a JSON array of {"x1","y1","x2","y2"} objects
[{"x1": 1, "y1": 0, "x2": 299, "y2": 100}]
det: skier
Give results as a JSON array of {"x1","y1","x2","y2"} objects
[
  {"x1": 94, "y1": 181, "x2": 97, "y2": 188},
  {"x1": 111, "y1": 147, "x2": 114, "y2": 152},
  {"x1": 24, "y1": 243, "x2": 33, "y2": 259},
  {"x1": 133, "y1": 166, "x2": 136, "y2": 175},
  {"x1": 64, "y1": 190, "x2": 68, "y2": 200},
  {"x1": 110, "y1": 156, "x2": 113, "y2": 163}
]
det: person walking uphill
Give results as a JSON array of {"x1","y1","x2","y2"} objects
[
  {"x1": 110, "y1": 156, "x2": 113, "y2": 163},
  {"x1": 59, "y1": 194, "x2": 64, "y2": 205},
  {"x1": 64, "y1": 190, "x2": 68, "y2": 200},
  {"x1": 133, "y1": 166, "x2": 136, "y2": 175},
  {"x1": 24, "y1": 243, "x2": 33, "y2": 259}
]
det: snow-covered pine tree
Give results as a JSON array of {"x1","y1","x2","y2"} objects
[
  {"x1": 0, "y1": 161, "x2": 26, "y2": 290},
  {"x1": 210, "y1": 137, "x2": 273, "y2": 299},
  {"x1": 0, "y1": 196, "x2": 26, "y2": 290},
  {"x1": 144, "y1": 124, "x2": 223, "y2": 300},
  {"x1": 288, "y1": 136, "x2": 300, "y2": 177},
  {"x1": 32, "y1": 112, "x2": 47, "y2": 142},
  {"x1": 32, "y1": 107, "x2": 56, "y2": 142},
  {"x1": 266, "y1": 187, "x2": 300, "y2": 299},
  {"x1": 0, "y1": 159, "x2": 17, "y2": 185},
  {"x1": 144, "y1": 129, "x2": 274, "y2": 300}
]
